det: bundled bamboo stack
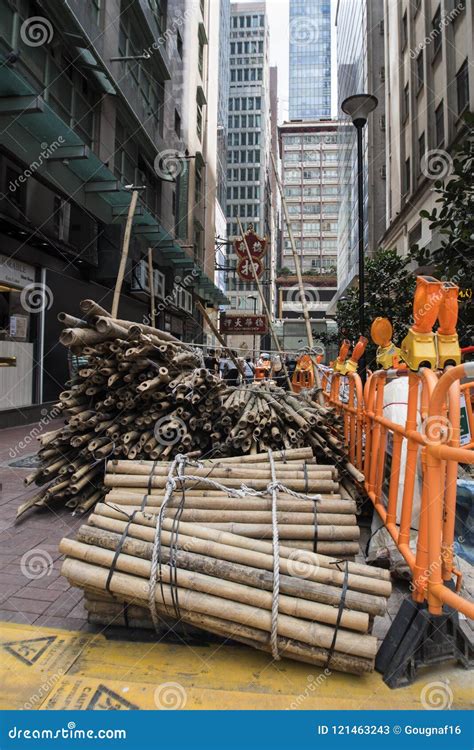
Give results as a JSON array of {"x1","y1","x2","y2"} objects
[
  {"x1": 18, "y1": 300, "x2": 226, "y2": 519},
  {"x1": 59, "y1": 493, "x2": 392, "y2": 674},
  {"x1": 18, "y1": 300, "x2": 357, "y2": 521},
  {"x1": 102, "y1": 448, "x2": 360, "y2": 554}
]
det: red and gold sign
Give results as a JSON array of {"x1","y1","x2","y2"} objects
[
  {"x1": 234, "y1": 226, "x2": 267, "y2": 259},
  {"x1": 220, "y1": 313, "x2": 268, "y2": 335},
  {"x1": 237, "y1": 256, "x2": 264, "y2": 281}
]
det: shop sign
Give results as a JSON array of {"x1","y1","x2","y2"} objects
[
  {"x1": 0, "y1": 254, "x2": 35, "y2": 288},
  {"x1": 220, "y1": 313, "x2": 268, "y2": 335}
]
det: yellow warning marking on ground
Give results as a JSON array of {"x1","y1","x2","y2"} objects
[{"x1": 0, "y1": 620, "x2": 472, "y2": 710}]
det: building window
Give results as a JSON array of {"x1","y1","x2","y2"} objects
[
  {"x1": 417, "y1": 132, "x2": 425, "y2": 177},
  {"x1": 402, "y1": 83, "x2": 409, "y2": 124},
  {"x1": 403, "y1": 157, "x2": 411, "y2": 196},
  {"x1": 432, "y1": 7, "x2": 442, "y2": 59},
  {"x1": 435, "y1": 101, "x2": 444, "y2": 146},
  {"x1": 415, "y1": 52, "x2": 424, "y2": 93},
  {"x1": 198, "y1": 38, "x2": 204, "y2": 77},
  {"x1": 197, "y1": 102, "x2": 203, "y2": 141},
  {"x1": 195, "y1": 167, "x2": 203, "y2": 205},
  {"x1": 401, "y1": 10, "x2": 408, "y2": 51},
  {"x1": 176, "y1": 30, "x2": 183, "y2": 58},
  {"x1": 174, "y1": 109, "x2": 181, "y2": 137},
  {"x1": 456, "y1": 59, "x2": 469, "y2": 115}
]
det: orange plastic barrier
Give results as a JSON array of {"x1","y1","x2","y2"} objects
[{"x1": 316, "y1": 362, "x2": 474, "y2": 621}]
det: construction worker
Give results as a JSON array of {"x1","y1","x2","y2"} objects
[{"x1": 255, "y1": 353, "x2": 272, "y2": 380}]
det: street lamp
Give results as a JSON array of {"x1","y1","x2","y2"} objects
[{"x1": 341, "y1": 94, "x2": 378, "y2": 382}]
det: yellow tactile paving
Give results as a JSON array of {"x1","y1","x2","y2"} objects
[{"x1": 0, "y1": 621, "x2": 471, "y2": 710}]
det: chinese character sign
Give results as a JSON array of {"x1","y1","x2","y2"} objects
[
  {"x1": 234, "y1": 228, "x2": 267, "y2": 260},
  {"x1": 237, "y1": 256, "x2": 264, "y2": 281},
  {"x1": 220, "y1": 313, "x2": 268, "y2": 335}
]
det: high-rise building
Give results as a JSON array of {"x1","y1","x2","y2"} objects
[
  {"x1": 331, "y1": 0, "x2": 386, "y2": 309},
  {"x1": 224, "y1": 1, "x2": 274, "y2": 352},
  {"x1": 289, "y1": 0, "x2": 332, "y2": 120},
  {"x1": 380, "y1": 0, "x2": 472, "y2": 259},
  {"x1": 277, "y1": 120, "x2": 341, "y2": 338}
]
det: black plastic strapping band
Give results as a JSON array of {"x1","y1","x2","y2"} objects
[
  {"x1": 123, "y1": 602, "x2": 130, "y2": 628},
  {"x1": 313, "y1": 502, "x2": 318, "y2": 553},
  {"x1": 325, "y1": 560, "x2": 349, "y2": 670},
  {"x1": 105, "y1": 510, "x2": 137, "y2": 595},
  {"x1": 303, "y1": 460, "x2": 309, "y2": 494}
]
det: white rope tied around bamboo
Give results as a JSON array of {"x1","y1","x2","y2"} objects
[{"x1": 267, "y1": 448, "x2": 281, "y2": 660}]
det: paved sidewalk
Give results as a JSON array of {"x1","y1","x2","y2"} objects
[{"x1": 0, "y1": 420, "x2": 89, "y2": 631}]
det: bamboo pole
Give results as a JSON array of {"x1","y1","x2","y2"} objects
[
  {"x1": 112, "y1": 188, "x2": 139, "y2": 318},
  {"x1": 235, "y1": 216, "x2": 292, "y2": 389},
  {"x1": 270, "y1": 151, "x2": 324, "y2": 405},
  {"x1": 195, "y1": 300, "x2": 245, "y2": 378}
]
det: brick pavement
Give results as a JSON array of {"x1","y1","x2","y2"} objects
[{"x1": 0, "y1": 420, "x2": 91, "y2": 631}]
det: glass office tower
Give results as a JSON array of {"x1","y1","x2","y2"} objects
[{"x1": 289, "y1": 0, "x2": 331, "y2": 120}]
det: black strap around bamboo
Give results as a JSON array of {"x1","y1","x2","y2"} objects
[
  {"x1": 325, "y1": 560, "x2": 350, "y2": 670},
  {"x1": 313, "y1": 502, "x2": 318, "y2": 553},
  {"x1": 105, "y1": 510, "x2": 138, "y2": 594},
  {"x1": 122, "y1": 602, "x2": 130, "y2": 628},
  {"x1": 303, "y1": 460, "x2": 309, "y2": 494}
]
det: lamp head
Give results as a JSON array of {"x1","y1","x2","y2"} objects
[{"x1": 341, "y1": 94, "x2": 378, "y2": 127}]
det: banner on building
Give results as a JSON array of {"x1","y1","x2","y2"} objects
[
  {"x1": 236, "y1": 256, "x2": 264, "y2": 281},
  {"x1": 220, "y1": 313, "x2": 268, "y2": 335}
]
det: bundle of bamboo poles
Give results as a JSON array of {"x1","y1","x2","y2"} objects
[
  {"x1": 102, "y1": 448, "x2": 360, "y2": 554},
  {"x1": 18, "y1": 300, "x2": 226, "y2": 519},
  {"x1": 18, "y1": 300, "x2": 355, "y2": 520},
  {"x1": 60, "y1": 494, "x2": 392, "y2": 675}
]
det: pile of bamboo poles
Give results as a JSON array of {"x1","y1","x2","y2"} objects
[
  {"x1": 102, "y1": 448, "x2": 360, "y2": 554},
  {"x1": 18, "y1": 301, "x2": 357, "y2": 520},
  {"x1": 60, "y1": 492, "x2": 392, "y2": 674},
  {"x1": 18, "y1": 300, "x2": 226, "y2": 519}
]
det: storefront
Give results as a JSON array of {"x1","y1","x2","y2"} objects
[{"x1": 0, "y1": 254, "x2": 40, "y2": 411}]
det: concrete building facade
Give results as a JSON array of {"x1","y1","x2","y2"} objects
[
  {"x1": 333, "y1": 0, "x2": 386, "y2": 307},
  {"x1": 381, "y1": 0, "x2": 473, "y2": 258},
  {"x1": 0, "y1": 0, "x2": 225, "y2": 423},
  {"x1": 224, "y1": 1, "x2": 275, "y2": 354},
  {"x1": 277, "y1": 120, "x2": 341, "y2": 324}
]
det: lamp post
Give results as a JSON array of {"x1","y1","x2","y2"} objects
[{"x1": 341, "y1": 94, "x2": 378, "y2": 382}]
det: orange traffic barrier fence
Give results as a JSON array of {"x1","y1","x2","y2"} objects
[{"x1": 316, "y1": 361, "x2": 474, "y2": 622}]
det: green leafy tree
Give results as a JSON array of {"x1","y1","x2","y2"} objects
[{"x1": 320, "y1": 248, "x2": 416, "y2": 368}]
